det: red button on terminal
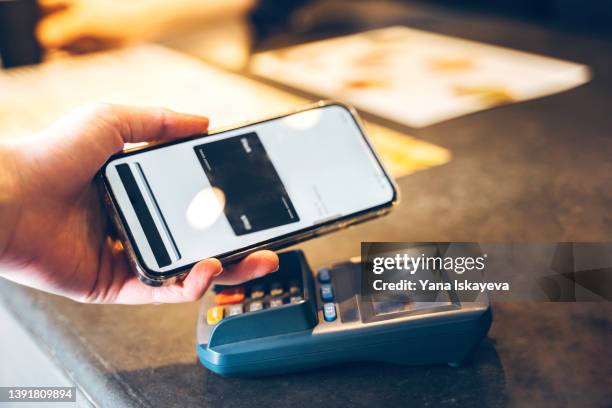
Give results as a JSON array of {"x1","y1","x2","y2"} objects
[{"x1": 215, "y1": 288, "x2": 245, "y2": 305}]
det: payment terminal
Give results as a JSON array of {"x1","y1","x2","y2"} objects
[{"x1": 197, "y1": 249, "x2": 492, "y2": 376}]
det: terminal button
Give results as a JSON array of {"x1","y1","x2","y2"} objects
[
  {"x1": 320, "y1": 284, "x2": 334, "y2": 302},
  {"x1": 250, "y1": 285, "x2": 265, "y2": 300},
  {"x1": 318, "y1": 268, "x2": 331, "y2": 283},
  {"x1": 206, "y1": 306, "x2": 225, "y2": 325},
  {"x1": 290, "y1": 295, "x2": 303, "y2": 304},
  {"x1": 270, "y1": 282, "x2": 284, "y2": 297},
  {"x1": 227, "y1": 304, "x2": 244, "y2": 316},
  {"x1": 289, "y1": 281, "x2": 301, "y2": 295},
  {"x1": 247, "y1": 301, "x2": 264, "y2": 312},
  {"x1": 323, "y1": 303, "x2": 337, "y2": 322},
  {"x1": 269, "y1": 298, "x2": 284, "y2": 308},
  {"x1": 214, "y1": 288, "x2": 245, "y2": 305}
]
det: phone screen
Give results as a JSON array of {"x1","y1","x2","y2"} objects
[{"x1": 104, "y1": 104, "x2": 396, "y2": 274}]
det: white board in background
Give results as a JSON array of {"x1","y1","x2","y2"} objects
[{"x1": 250, "y1": 26, "x2": 591, "y2": 128}]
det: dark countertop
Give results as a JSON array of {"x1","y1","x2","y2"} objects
[{"x1": 1, "y1": 3, "x2": 611, "y2": 408}]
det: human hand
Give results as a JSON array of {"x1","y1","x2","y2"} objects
[
  {"x1": 35, "y1": 0, "x2": 256, "y2": 53},
  {"x1": 0, "y1": 104, "x2": 279, "y2": 304},
  {"x1": 36, "y1": 0, "x2": 163, "y2": 53}
]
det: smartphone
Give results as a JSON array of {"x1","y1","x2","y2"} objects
[{"x1": 99, "y1": 102, "x2": 398, "y2": 285}]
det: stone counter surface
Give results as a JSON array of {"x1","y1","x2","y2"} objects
[
  {"x1": 1, "y1": 3, "x2": 612, "y2": 407},
  {"x1": 1, "y1": 283, "x2": 610, "y2": 407}
]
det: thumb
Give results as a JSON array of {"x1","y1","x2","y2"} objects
[{"x1": 31, "y1": 103, "x2": 209, "y2": 187}]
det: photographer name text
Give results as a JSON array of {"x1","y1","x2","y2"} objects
[{"x1": 372, "y1": 279, "x2": 510, "y2": 293}]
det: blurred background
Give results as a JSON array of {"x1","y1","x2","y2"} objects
[
  {"x1": 1, "y1": 0, "x2": 612, "y2": 69},
  {"x1": 0, "y1": 1, "x2": 611, "y2": 407}
]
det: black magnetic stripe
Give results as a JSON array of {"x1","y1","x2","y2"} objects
[
  {"x1": 116, "y1": 163, "x2": 171, "y2": 268},
  {"x1": 135, "y1": 163, "x2": 181, "y2": 260}
]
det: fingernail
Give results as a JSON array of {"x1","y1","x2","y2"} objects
[
  {"x1": 213, "y1": 266, "x2": 224, "y2": 277},
  {"x1": 272, "y1": 265, "x2": 280, "y2": 273}
]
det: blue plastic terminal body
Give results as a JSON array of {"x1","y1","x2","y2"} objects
[{"x1": 197, "y1": 249, "x2": 492, "y2": 377}]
